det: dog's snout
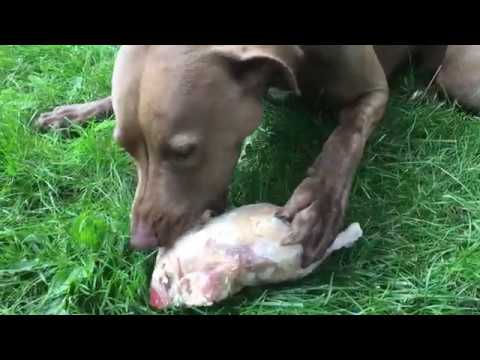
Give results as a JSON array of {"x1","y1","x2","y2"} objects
[
  {"x1": 131, "y1": 219, "x2": 159, "y2": 250},
  {"x1": 131, "y1": 193, "x2": 230, "y2": 250},
  {"x1": 131, "y1": 212, "x2": 195, "y2": 250}
]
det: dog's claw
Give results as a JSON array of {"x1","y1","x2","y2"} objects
[
  {"x1": 274, "y1": 211, "x2": 292, "y2": 224},
  {"x1": 35, "y1": 106, "x2": 85, "y2": 130},
  {"x1": 280, "y1": 233, "x2": 302, "y2": 246}
]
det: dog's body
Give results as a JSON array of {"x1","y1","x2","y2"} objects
[{"x1": 37, "y1": 45, "x2": 480, "y2": 266}]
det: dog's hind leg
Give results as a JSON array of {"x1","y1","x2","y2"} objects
[
  {"x1": 35, "y1": 96, "x2": 113, "y2": 130},
  {"x1": 435, "y1": 46, "x2": 480, "y2": 113}
]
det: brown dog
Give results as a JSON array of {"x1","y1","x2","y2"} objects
[{"x1": 36, "y1": 45, "x2": 480, "y2": 267}]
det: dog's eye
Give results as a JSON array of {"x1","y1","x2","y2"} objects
[
  {"x1": 165, "y1": 134, "x2": 199, "y2": 162},
  {"x1": 164, "y1": 143, "x2": 197, "y2": 163},
  {"x1": 173, "y1": 144, "x2": 196, "y2": 160}
]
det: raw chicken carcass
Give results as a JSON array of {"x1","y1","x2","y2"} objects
[{"x1": 150, "y1": 203, "x2": 363, "y2": 309}]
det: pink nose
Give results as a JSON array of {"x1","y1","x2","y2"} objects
[
  {"x1": 150, "y1": 287, "x2": 170, "y2": 309},
  {"x1": 131, "y1": 220, "x2": 159, "y2": 250}
]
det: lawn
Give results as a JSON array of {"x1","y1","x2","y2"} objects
[{"x1": 1, "y1": 45, "x2": 480, "y2": 315}]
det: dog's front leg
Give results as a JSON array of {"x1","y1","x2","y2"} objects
[
  {"x1": 277, "y1": 87, "x2": 388, "y2": 267},
  {"x1": 35, "y1": 96, "x2": 113, "y2": 130}
]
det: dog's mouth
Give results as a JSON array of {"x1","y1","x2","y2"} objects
[
  {"x1": 176, "y1": 195, "x2": 229, "y2": 238},
  {"x1": 199, "y1": 207, "x2": 226, "y2": 226},
  {"x1": 198, "y1": 194, "x2": 229, "y2": 225}
]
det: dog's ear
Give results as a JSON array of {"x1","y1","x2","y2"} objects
[{"x1": 210, "y1": 45, "x2": 303, "y2": 96}]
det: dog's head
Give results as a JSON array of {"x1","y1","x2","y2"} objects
[{"x1": 111, "y1": 45, "x2": 303, "y2": 250}]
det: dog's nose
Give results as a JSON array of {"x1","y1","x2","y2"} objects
[{"x1": 131, "y1": 220, "x2": 159, "y2": 250}]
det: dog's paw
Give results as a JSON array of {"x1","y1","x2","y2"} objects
[
  {"x1": 276, "y1": 176, "x2": 349, "y2": 267},
  {"x1": 35, "y1": 104, "x2": 90, "y2": 130}
]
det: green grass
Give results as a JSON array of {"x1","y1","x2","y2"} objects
[{"x1": 1, "y1": 45, "x2": 480, "y2": 315}]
